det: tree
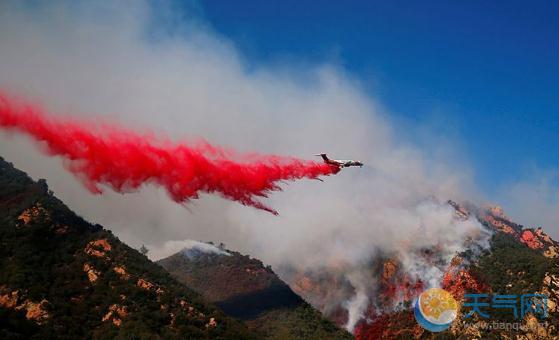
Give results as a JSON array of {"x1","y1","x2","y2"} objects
[
  {"x1": 139, "y1": 244, "x2": 149, "y2": 256},
  {"x1": 37, "y1": 179, "x2": 49, "y2": 193}
]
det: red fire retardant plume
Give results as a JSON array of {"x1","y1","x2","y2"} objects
[{"x1": 0, "y1": 92, "x2": 339, "y2": 215}]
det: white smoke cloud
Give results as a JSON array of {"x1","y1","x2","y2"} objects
[
  {"x1": 0, "y1": 0, "x2": 489, "y2": 331},
  {"x1": 343, "y1": 269, "x2": 372, "y2": 332},
  {"x1": 149, "y1": 239, "x2": 230, "y2": 261}
]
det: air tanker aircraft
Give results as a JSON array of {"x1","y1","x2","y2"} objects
[{"x1": 316, "y1": 153, "x2": 364, "y2": 168}]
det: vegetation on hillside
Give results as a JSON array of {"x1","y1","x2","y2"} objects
[
  {"x1": 470, "y1": 232, "x2": 559, "y2": 324},
  {"x1": 159, "y1": 247, "x2": 353, "y2": 339},
  {"x1": 0, "y1": 156, "x2": 256, "y2": 339}
]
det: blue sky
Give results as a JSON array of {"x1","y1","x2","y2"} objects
[{"x1": 187, "y1": 0, "x2": 558, "y2": 194}]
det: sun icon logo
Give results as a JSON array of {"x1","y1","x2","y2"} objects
[{"x1": 414, "y1": 288, "x2": 458, "y2": 332}]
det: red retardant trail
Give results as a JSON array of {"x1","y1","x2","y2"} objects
[{"x1": 0, "y1": 93, "x2": 339, "y2": 215}]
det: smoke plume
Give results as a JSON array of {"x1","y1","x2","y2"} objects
[
  {"x1": 0, "y1": 1, "x2": 489, "y2": 332},
  {"x1": 0, "y1": 92, "x2": 336, "y2": 215}
]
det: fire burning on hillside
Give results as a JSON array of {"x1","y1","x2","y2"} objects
[{"x1": 279, "y1": 200, "x2": 493, "y2": 333}]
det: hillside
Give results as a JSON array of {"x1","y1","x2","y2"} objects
[
  {"x1": 0, "y1": 156, "x2": 257, "y2": 339},
  {"x1": 158, "y1": 245, "x2": 353, "y2": 339},
  {"x1": 3, "y1": 151, "x2": 557, "y2": 339},
  {"x1": 352, "y1": 202, "x2": 559, "y2": 339}
]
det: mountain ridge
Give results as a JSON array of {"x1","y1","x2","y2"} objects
[
  {"x1": 158, "y1": 244, "x2": 352, "y2": 339},
  {"x1": 2, "y1": 153, "x2": 558, "y2": 339},
  {"x1": 351, "y1": 201, "x2": 559, "y2": 339},
  {"x1": 0, "y1": 156, "x2": 257, "y2": 339}
]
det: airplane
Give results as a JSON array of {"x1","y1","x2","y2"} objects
[{"x1": 316, "y1": 153, "x2": 363, "y2": 168}]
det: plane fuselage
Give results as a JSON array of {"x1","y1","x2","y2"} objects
[{"x1": 317, "y1": 154, "x2": 363, "y2": 168}]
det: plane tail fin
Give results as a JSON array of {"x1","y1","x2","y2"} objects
[{"x1": 315, "y1": 153, "x2": 329, "y2": 162}]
